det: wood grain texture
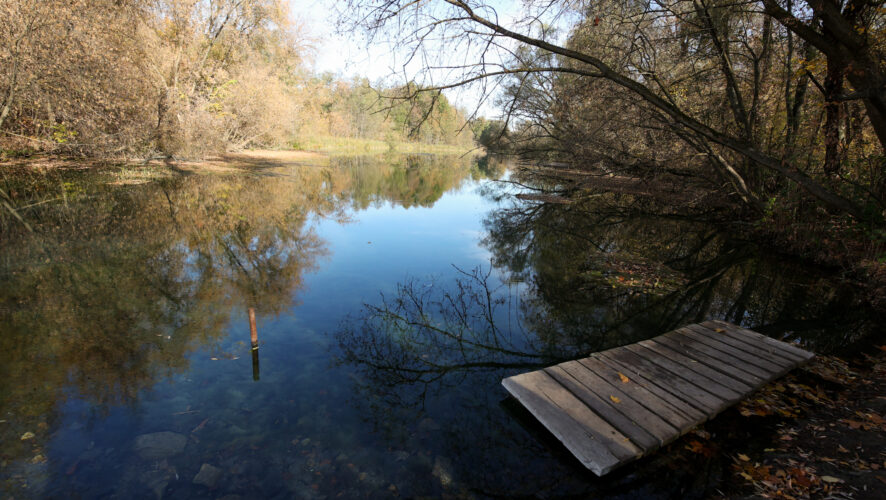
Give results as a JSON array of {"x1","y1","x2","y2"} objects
[
  {"x1": 634, "y1": 341, "x2": 754, "y2": 393},
  {"x1": 649, "y1": 336, "x2": 767, "y2": 387},
  {"x1": 656, "y1": 331, "x2": 771, "y2": 385},
  {"x1": 679, "y1": 326, "x2": 789, "y2": 375},
  {"x1": 690, "y1": 324, "x2": 801, "y2": 365},
  {"x1": 501, "y1": 321, "x2": 815, "y2": 477},
  {"x1": 589, "y1": 352, "x2": 714, "y2": 422},
  {"x1": 601, "y1": 348, "x2": 732, "y2": 413},
  {"x1": 704, "y1": 320, "x2": 814, "y2": 361},
  {"x1": 502, "y1": 370, "x2": 637, "y2": 475},
  {"x1": 557, "y1": 360, "x2": 679, "y2": 445},
  {"x1": 576, "y1": 357, "x2": 699, "y2": 430},
  {"x1": 545, "y1": 365, "x2": 660, "y2": 452}
]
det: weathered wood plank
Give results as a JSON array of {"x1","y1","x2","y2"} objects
[
  {"x1": 555, "y1": 361, "x2": 678, "y2": 445},
  {"x1": 545, "y1": 365, "x2": 660, "y2": 452},
  {"x1": 656, "y1": 331, "x2": 773, "y2": 385},
  {"x1": 590, "y1": 353, "x2": 711, "y2": 422},
  {"x1": 634, "y1": 341, "x2": 754, "y2": 393},
  {"x1": 684, "y1": 324, "x2": 795, "y2": 369},
  {"x1": 502, "y1": 321, "x2": 815, "y2": 478},
  {"x1": 621, "y1": 344, "x2": 744, "y2": 405},
  {"x1": 576, "y1": 357, "x2": 701, "y2": 431},
  {"x1": 698, "y1": 321, "x2": 804, "y2": 364},
  {"x1": 677, "y1": 326, "x2": 789, "y2": 375},
  {"x1": 502, "y1": 370, "x2": 640, "y2": 475},
  {"x1": 704, "y1": 320, "x2": 814, "y2": 362},
  {"x1": 599, "y1": 349, "x2": 731, "y2": 414},
  {"x1": 691, "y1": 324, "x2": 802, "y2": 365},
  {"x1": 650, "y1": 336, "x2": 768, "y2": 387}
]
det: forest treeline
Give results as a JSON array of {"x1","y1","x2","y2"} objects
[
  {"x1": 0, "y1": 0, "x2": 474, "y2": 159},
  {"x1": 342, "y1": 0, "x2": 886, "y2": 263},
  {"x1": 496, "y1": 0, "x2": 886, "y2": 223}
]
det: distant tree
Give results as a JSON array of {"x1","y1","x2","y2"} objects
[{"x1": 471, "y1": 118, "x2": 510, "y2": 152}]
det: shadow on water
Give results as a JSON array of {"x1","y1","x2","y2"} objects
[{"x1": 0, "y1": 153, "x2": 880, "y2": 498}]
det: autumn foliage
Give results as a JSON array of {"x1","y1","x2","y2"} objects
[{"x1": 0, "y1": 0, "x2": 473, "y2": 159}]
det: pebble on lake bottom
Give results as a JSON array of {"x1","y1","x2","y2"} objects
[
  {"x1": 193, "y1": 463, "x2": 222, "y2": 488},
  {"x1": 134, "y1": 432, "x2": 187, "y2": 460}
]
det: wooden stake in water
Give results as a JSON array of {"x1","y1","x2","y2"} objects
[
  {"x1": 249, "y1": 307, "x2": 259, "y2": 348},
  {"x1": 249, "y1": 307, "x2": 260, "y2": 381}
]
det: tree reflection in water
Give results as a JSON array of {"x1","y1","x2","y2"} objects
[
  {"x1": 336, "y1": 266, "x2": 551, "y2": 403},
  {"x1": 333, "y1": 180, "x2": 882, "y2": 496},
  {"x1": 337, "y1": 184, "x2": 880, "y2": 414},
  {"x1": 0, "y1": 153, "x2": 878, "y2": 497},
  {"x1": 0, "y1": 153, "x2": 484, "y2": 479},
  {"x1": 484, "y1": 183, "x2": 881, "y2": 353}
]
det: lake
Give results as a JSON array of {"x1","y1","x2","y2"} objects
[{"x1": 0, "y1": 153, "x2": 880, "y2": 498}]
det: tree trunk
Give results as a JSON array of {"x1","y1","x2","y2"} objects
[
  {"x1": 786, "y1": 42, "x2": 813, "y2": 156},
  {"x1": 0, "y1": 47, "x2": 20, "y2": 132},
  {"x1": 823, "y1": 56, "x2": 845, "y2": 176}
]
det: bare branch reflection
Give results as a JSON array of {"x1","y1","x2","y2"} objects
[{"x1": 335, "y1": 266, "x2": 558, "y2": 408}]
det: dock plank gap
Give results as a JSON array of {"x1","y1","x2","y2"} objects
[{"x1": 501, "y1": 320, "x2": 815, "y2": 476}]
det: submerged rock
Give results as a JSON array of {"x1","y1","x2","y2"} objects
[
  {"x1": 134, "y1": 432, "x2": 187, "y2": 460},
  {"x1": 432, "y1": 456, "x2": 454, "y2": 488},
  {"x1": 418, "y1": 418, "x2": 441, "y2": 432},
  {"x1": 192, "y1": 463, "x2": 222, "y2": 488},
  {"x1": 288, "y1": 480, "x2": 324, "y2": 500},
  {"x1": 140, "y1": 469, "x2": 173, "y2": 500}
]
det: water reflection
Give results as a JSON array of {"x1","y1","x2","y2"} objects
[
  {"x1": 0, "y1": 152, "x2": 879, "y2": 498},
  {"x1": 332, "y1": 176, "x2": 882, "y2": 496},
  {"x1": 0, "y1": 153, "x2": 488, "y2": 494},
  {"x1": 338, "y1": 186, "x2": 881, "y2": 415},
  {"x1": 335, "y1": 267, "x2": 549, "y2": 408},
  {"x1": 483, "y1": 188, "x2": 881, "y2": 352}
]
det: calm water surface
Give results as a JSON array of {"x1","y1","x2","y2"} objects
[{"x1": 0, "y1": 154, "x2": 880, "y2": 498}]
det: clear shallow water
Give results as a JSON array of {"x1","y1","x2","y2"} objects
[{"x1": 0, "y1": 154, "x2": 881, "y2": 498}]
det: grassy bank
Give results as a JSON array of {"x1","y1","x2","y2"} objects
[{"x1": 290, "y1": 135, "x2": 474, "y2": 156}]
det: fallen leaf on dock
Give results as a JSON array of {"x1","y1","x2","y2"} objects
[
  {"x1": 609, "y1": 395, "x2": 621, "y2": 403},
  {"x1": 618, "y1": 373, "x2": 630, "y2": 383}
]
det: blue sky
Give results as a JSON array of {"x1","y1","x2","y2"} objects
[{"x1": 293, "y1": 1, "x2": 389, "y2": 81}]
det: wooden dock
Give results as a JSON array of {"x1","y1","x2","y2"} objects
[{"x1": 502, "y1": 320, "x2": 815, "y2": 476}]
